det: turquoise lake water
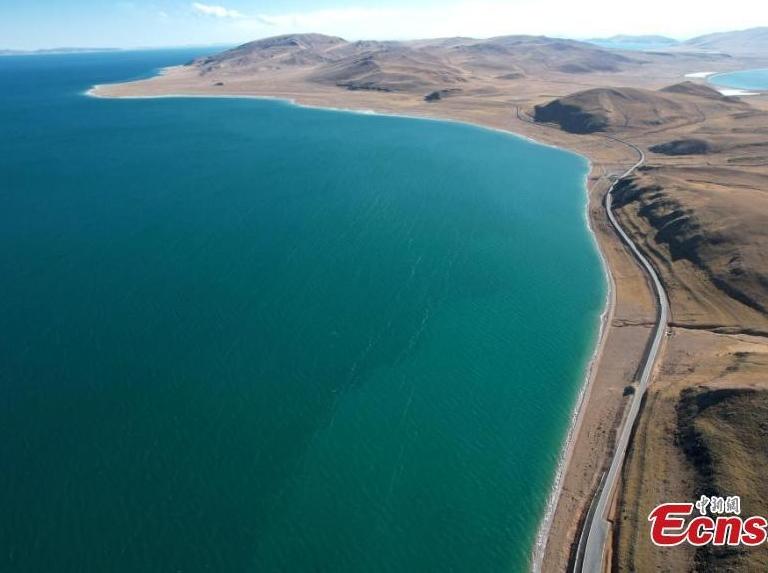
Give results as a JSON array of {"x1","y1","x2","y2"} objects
[
  {"x1": 710, "y1": 68, "x2": 768, "y2": 91},
  {"x1": 0, "y1": 50, "x2": 605, "y2": 572}
]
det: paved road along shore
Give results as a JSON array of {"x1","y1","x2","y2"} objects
[{"x1": 577, "y1": 139, "x2": 670, "y2": 573}]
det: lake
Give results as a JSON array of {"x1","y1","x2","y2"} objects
[
  {"x1": 0, "y1": 49, "x2": 605, "y2": 572},
  {"x1": 710, "y1": 68, "x2": 768, "y2": 91}
]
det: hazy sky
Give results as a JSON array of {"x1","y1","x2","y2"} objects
[{"x1": 2, "y1": 0, "x2": 766, "y2": 50}]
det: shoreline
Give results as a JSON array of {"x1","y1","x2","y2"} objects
[
  {"x1": 708, "y1": 67, "x2": 768, "y2": 86},
  {"x1": 704, "y1": 69, "x2": 767, "y2": 96},
  {"x1": 85, "y1": 83, "x2": 590, "y2": 160},
  {"x1": 531, "y1": 163, "x2": 616, "y2": 572},
  {"x1": 88, "y1": 79, "x2": 638, "y2": 572}
]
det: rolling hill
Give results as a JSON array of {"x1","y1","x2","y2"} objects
[
  {"x1": 682, "y1": 27, "x2": 768, "y2": 55},
  {"x1": 187, "y1": 33, "x2": 641, "y2": 93},
  {"x1": 532, "y1": 82, "x2": 742, "y2": 133}
]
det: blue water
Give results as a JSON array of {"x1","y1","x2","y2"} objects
[
  {"x1": 586, "y1": 39, "x2": 679, "y2": 51},
  {"x1": 0, "y1": 50, "x2": 605, "y2": 572},
  {"x1": 710, "y1": 68, "x2": 768, "y2": 91}
]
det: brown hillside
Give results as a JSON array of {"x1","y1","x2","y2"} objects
[
  {"x1": 185, "y1": 33, "x2": 647, "y2": 94},
  {"x1": 533, "y1": 87, "x2": 691, "y2": 133},
  {"x1": 533, "y1": 83, "x2": 747, "y2": 133},
  {"x1": 613, "y1": 165, "x2": 768, "y2": 324}
]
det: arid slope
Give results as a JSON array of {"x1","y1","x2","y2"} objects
[
  {"x1": 530, "y1": 60, "x2": 768, "y2": 573},
  {"x1": 533, "y1": 82, "x2": 768, "y2": 333}
]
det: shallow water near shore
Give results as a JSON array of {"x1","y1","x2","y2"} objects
[
  {"x1": 710, "y1": 68, "x2": 768, "y2": 91},
  {"x1": 0, "y1": 50, "x2": 605, "y2": 572}
]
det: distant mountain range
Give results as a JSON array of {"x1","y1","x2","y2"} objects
[
  {"x1": 7, "y1": 27, "x2": 767, "y2": 59},
  {"x1": 588, "y1": 27, "x2": 768, "y2": 54},
  {"x1": 185, "y1": 28, "x2": 768, "y2": 97},
  {"x1": 191, "y1": 33, "x2": 639, "y2": 94},
  {"x1": 682, "y1": 27, "x2": 768, "y2": 55}
]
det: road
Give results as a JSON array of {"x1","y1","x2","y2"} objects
[
  {"x1": 512, "y1": 107, "x2": 670, "y2": 572},
  {"x1": 575, "y1": 139, "x2": 670, "y2": 573}
]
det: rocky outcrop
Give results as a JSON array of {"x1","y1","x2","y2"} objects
[
  {"x1": 613, "y1": 171, "x2": 768, "y2": 316},
  {"x1": 495, "y1": 72, "x2": 524, "y2": 80},
  {"x1": 676, "y1": 387, "x2": 768, "y2": 570},
  {"x1": 650, "y1": 138, "x2": 712, "y2": 155},
  {"x1": 424, "y1": 88, "x2": 462, "y2": 102},
  {"x1": 533, "y1": 99, "x2": 608, "y2": 133}
]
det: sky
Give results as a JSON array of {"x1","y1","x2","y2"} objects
[{"x1": 1, "y1": 0, "x2": 766, "y2": 50}]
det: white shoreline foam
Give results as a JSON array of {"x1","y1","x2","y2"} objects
[
  {"x1": 530, "y1": 157, "x2": 614, "y2": 572},
  {"x1": 86, "y1": 86, "x2": 587, "y2": 158},
  {"x1": 697, "y1": 69, "x2": 766, "y2": 96},
  {"x1": 716, "y1": 88, "x2": 760, "y2": 96}
]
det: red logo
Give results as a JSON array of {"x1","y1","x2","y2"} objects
[{"x1": 649, "y1": 496, "x2": 768, "y2": 547}]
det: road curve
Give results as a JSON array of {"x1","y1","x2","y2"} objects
[{"x1": 576, "y1": 139, "x2": 670, "y2": 573}]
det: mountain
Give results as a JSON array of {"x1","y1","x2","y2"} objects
[
  {"x1": 188, "y1": 33, "x2": 640, "y2": 93},
  {"x1": 307, "y1": 45, "x2": 466, "y2": 92},
  {"x1": 449, "y1": 35, "x2": 635, "y2": 74},
  {"x1": 533, "y1": 82, "x2": 742, "y2": 133},
  {"x1": 194, "y1": 34, "x2": 466, "y2": 92},
  {"x1": 682, "y1": 27, "x2": 768, "y2": 55},
  {"x1": 587, "y1": 27, "x2": 768, "y2": 56},
  {"x1": 196, "y1": 34, "x2": 349, "y2": 70}
]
